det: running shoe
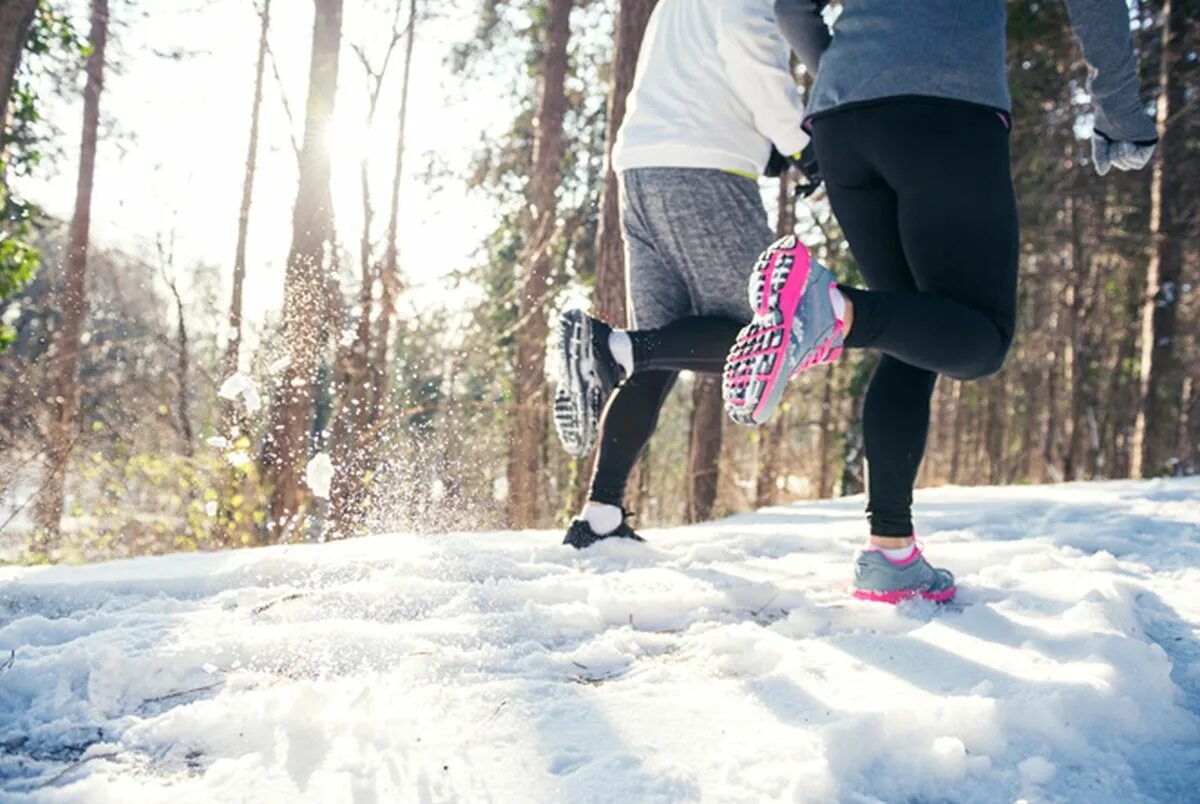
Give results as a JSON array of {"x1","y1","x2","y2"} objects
[
  {"x1": 551, "y1": 309, "x2": 623, "y2": 457},
  {"x1": 852, "y1": 546, "x2": 957, "y2": 604},
  {"x1": 723, "y1": 235, "x2": 845, "y2": 426},
  {"x1": 563, "y1": 515, "x2": 644, "y2": 549}
]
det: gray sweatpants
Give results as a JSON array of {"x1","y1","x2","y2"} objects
[{"x1": 620, "y1": 168, "x2": 774, "y2": 330}]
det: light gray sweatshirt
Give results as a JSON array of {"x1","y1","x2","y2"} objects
[{"x1": 774, "y1": 0, "x2": 1158, "y2": 142}]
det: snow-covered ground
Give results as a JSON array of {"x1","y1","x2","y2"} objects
[{"x1": 2, "y1": 479, "x2": 1199, "y2": 803}]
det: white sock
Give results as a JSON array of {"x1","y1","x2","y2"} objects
[
  {"x1": 874, "y1": 542, "x2": 917, "y2": 562},
  {"x1": 608, "y1": 330, "x2": 634, "y2": 376},
  {"x1": 583, "y1": 502, "x2": 623, "y2": 535},
  {"x1": 828, "y1": 286, "x2": 846, "y2": 321}
]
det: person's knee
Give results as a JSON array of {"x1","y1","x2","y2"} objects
[{"x1": 949, "y1": 322, "x2": 1013, "y2": 380}]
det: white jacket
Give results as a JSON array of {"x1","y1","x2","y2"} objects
[{"x1": 612, "y1": 0, "x2": 809, "y2": 176}]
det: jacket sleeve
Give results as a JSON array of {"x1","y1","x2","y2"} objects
[
  {"x1": 1062, "y1": 0, "x2": 1157, "y2": 142},
  {"x1": 717, "y1": 1, "x2": 810, "y2": 156},
  {"x1": 773, "y1": 0, "x2": 830, "y2": 77}
]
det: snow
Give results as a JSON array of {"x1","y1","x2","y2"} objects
[
  {"x1": 216, "y1": 373, "x2": 261, "y2": 415},
  {"x1": 1, "y1": 478, "x2": 1199, "y2": 802},
  {"x1": 224, "y1": 451, "x2": 250, "y2": 470},
  {"x1": 304, "y1": 454, "x2": 335, "y2": 500}
]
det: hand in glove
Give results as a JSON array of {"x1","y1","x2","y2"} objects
[
  {"x1": 788, "y1": 143, "x2": 821, "y2": 197},
  {"x1": 1091, "y1": 129, "x2": 1156, "y2": 176}
]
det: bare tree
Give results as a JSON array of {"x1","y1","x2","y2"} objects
[
  {"x1": 33, "y1": 0, "x2": 108, "y2": 550},
  {"x1": 263, "y1": 0, "x2": 344, "y2": 538},
  {"x1": 329, "y1": 9, "x2": 407, "y2": 532},
  {"x1": 222, "y1": 0, "x2": 272, "y2": 420},
  {"x1": 157, "y1": 232, "x2": 194, "y2": 458},
  {"x1": 506, "y1": 0, "x2": 571, "y2": 528},
  {"x1": 371, "y1": 0, "x2": 418, "y2": 424},
  {"x1": 1132, "y1": 0, "x2": 1190, "y2": 478}
]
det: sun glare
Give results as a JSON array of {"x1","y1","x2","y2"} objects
[{"x1": 326, "y1": 111, "x2": 376, "y2": 165}]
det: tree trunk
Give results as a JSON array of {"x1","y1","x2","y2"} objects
[
  {"x1": 263, "y1": 0, "x2": 343, "y2": 539},
  {"x1": 1102, "y1": 270, "x2": 1144, "y2": 478},
  {"x1": 506, "y1": 0, "x2": 571, "y2": 528},
  {"x1": 222, "y1": 0, "x2": 271, "y2": 420},
  {"x1": 0, "y1": 0, "x2": 38, "y2": 140},
  {"x1": 1041, "y1": 284, "x2": 1063, "y2": 482},
  {"x1": 686, "y1": 375, "x2": 723, "y2": 522},
  {"x1": 816, "y1": 363, "x2": 837, "y2": 498},
  {"x1": 1132, "y1": 0, "x2": 1189, "y2": 478},
  {"x1": 1015, "y1": 369, "x2": 1035, "y2": 482},
  {"x1": 755, "y1": 414, "x2": 785, "y2": 506},
  {"x1": 840, "y1": 355, "x2": 875, "y2": 496},
  {"x1": 1185, "y1": 374, "x2": 1199, "y2": 474},
  {"x1": 985, "y1": 376, "x2": 1007, "y2": 484},
  {"x1": 329, "y1": 19, "x2": 408, "y2": 535},
  {"x1": 1064, "y1": 194, "x2": 1089, "y2": 480},
  {"x1": 33, "y1": 0, "x2": 108, "y2": 551},
  {"x1": 948, "y1": 381, "x2": 963, "y2": 483},
  {"x1": 592, "y1": 0, "x2": 658, "y2": 324},
  {"x1": 165, "y1": 276, "x2": 194, "y2": 459},
  {"x1": 371, "y1": 0, "x2": 417, "y2": 425}
]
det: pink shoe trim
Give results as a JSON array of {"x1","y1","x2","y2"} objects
[
  {"x1": 852, "y1": 585, "x2": 957, "y2": 605},
  {"x1": 863, "y1": 544, "x2": 922, "y2": 566},
  {"x1": 746, "y1": 242, "x2": 810, "y2": 421}
]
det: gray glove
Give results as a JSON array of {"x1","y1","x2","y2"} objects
[{"x1": 1091, "y1": 129, "x2": 1156, "y2": 176}]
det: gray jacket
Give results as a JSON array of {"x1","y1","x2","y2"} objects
[{"x1": 775, "y1": 0, "x2": 1157, "y2": 142}]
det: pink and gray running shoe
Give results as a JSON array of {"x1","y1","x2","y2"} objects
[
  {"x1": 723, "y1": 235, "x2": 846, "y2": 426},
  {"x1": 852, "y1": 546, "x2": 957, "y2": 604}
]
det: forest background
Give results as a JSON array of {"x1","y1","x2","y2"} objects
[{"x1": 0, "y1": 0, "x2": 1195, "y2": 563}]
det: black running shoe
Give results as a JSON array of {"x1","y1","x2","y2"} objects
[
  {"x1": 551, "y1": 309, "x2": 624, "y2": 457},
  {"x1": 563, "y1": 516, "x2": 644, "y2": 549}
]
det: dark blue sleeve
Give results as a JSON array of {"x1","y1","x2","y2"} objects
[{"x1": 773, "y1": 0, "x2": 830, "y2": 77}]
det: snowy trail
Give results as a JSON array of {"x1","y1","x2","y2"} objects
[{"x1": 2, "y1": 479, "x2": 1199, "y2": 802}]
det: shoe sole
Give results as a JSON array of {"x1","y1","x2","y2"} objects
[
  {"x1": 564, "y1": 529, "x2": 646, "y2": 549},
  {"x1": 852, "y1": 585, "x2": 958, "y2": 604},
  {"x1": 552, "y1": 310, "x2": 601, "y2": 457},
  {"x1": 722, "y1": 236, "x2": 811, "y2": 426}
]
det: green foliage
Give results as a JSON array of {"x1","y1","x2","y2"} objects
[
  {"x1": 1, "y1": 1, "x2": 87, "y2": 350},
  {"x1": 60, "y1": 446, "x2": 271, "y2": 561}
]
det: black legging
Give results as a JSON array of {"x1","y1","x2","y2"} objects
[
  {"x1": 589, "y1": 100, "x2": 1018, "y2": 531},
  {"x1": 813, "y1": 98, "x2": 1019, "y2": 535},
  {"x1": 589, "y1": 317, "x2": 741, "y2": 506}
]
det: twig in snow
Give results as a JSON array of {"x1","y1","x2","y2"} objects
[
  {"x1": 0, "y1": 650, "x2": 13, "y2": 672},
  {"x1": 482, "y1": 699, "x2": 508, "y2": 725},
  {"x1": 138, "y1": 681, "x2": 223, "y2": 711},
  {"x1": 749, "y1": 592, "x2": 779, "y2": 618},
  {"x1": 251, "y1": 593, "x2": 306, "y2": 615},
  {"x1": 39, "y1": 751, "x2": 119, "y2": 788},
  {"x1": 570, "y1": 669, "x2": 627, "y2": 686}
]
